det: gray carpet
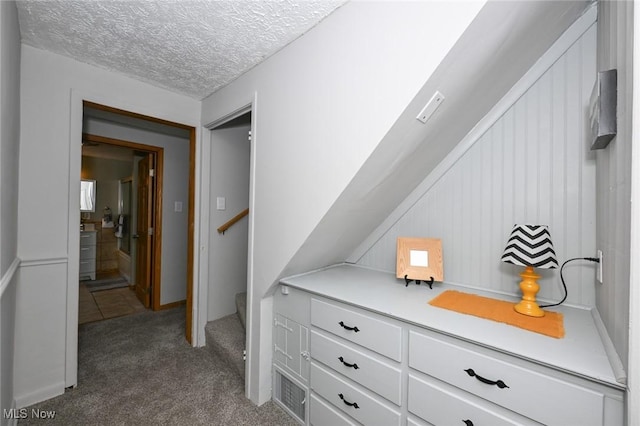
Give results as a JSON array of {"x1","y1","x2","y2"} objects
[
  {"x1": 205, "y1": 314, "x2": 246, "y2": 380},
  {"x1": 19, "y1": 307, "x2": 297, "y2": 425}
]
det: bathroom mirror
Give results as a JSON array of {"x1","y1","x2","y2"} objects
[{"x1": 80, "y1": 179, "x2": 96, "y2": 212}]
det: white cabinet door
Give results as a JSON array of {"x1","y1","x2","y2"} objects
[{"x1": 274, "y1": 314, "x2": 309, "y2": 382}]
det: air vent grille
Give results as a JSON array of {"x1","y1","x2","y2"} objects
[{"x1": 274, "y1": 370, "x2": 305, "y2": 422}]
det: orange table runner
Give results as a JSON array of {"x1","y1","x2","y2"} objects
[{"x1": 429, "y1": 290, "x2": 564, "y2": 339}]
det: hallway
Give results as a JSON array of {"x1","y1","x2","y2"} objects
[
  {"x1": 19, "y1": 306, "x2": 295, "y2": 425},
  {"x1": 79, "y1": 271, "x2": 146, "y2": 324}
]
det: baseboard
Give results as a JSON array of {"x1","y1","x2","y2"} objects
[
  {"x1": 14, "y1": 382, "x2": 64, "y2": 409},
  {"x1": 5, "y1": 400, "x2": 17, "y2": 426},
  {"x1": 157, "y1": 299, "x2": 186, "y2": 311}
]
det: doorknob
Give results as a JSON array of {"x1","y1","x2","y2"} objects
[{"x1": 132, "y1": 234, "x2": 139, "y2": 239}]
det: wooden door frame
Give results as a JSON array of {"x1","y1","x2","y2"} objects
[
  {"x1": 83, "y1": 101, "x2": 196, "y2": 343},
  {"x1": 83, "y1": 133, "x2": 164, "y2": 309}
]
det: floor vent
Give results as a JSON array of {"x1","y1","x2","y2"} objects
[{"x1": 274, "y1": 369, "x2": 306, "y2": 422}]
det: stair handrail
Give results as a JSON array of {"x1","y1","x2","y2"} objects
[{"x1": 217, "y1": 208, "x2": 249, "y2": 234}]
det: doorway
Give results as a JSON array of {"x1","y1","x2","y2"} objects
[
  {"x1": 81, "y1": 101, "x2": 196, "y2": 342},
  {"x1": 206, "y1": 107, "x2": 253, "y2": 396},
  {"x1": 80, "y1": 133, "x2": 164, "y2": 320},
  {"x1": 207, "y1": 111, "x2": 251, "y2": 322}
]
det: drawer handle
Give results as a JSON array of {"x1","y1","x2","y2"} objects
[
  {"x1": 462, "y1": 420, "x2": 474, "y2": 426},
  {"x1": 338, "y1": 393, "x2": 360, "y2": 409},
  {"x1": 464, "y1": 368, "x2": 509, "y2": 389},
  {"x1": 338, "y1": 321, "x2": 360, "y2": 332},
  {"x1": 338, "y1": 356, "x2": 359, "y2": 370}
]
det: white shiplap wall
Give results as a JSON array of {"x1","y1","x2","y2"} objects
[
  {"x1": 356, "y1": 22, "x2": 597, "y2": 307},
  {"x1": 595, "y1": 0, "x2": 633, "y2": 373}
]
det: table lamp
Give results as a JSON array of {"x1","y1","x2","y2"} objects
[{"x1": 501, "y1": 224, "x2": 558, "y2": 317}]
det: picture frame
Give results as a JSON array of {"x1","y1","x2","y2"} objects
[{"x1": 396, "y1": 237, "x2": 444, "y2": 282}]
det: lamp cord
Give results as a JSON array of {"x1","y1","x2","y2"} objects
[{"x1": 538, "y1": 257, "x2": 599, "y2": 309}]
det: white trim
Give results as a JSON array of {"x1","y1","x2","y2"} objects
[
  {"x1": 591, "y1": 308, "x2": 626, "y2": 385},
  {"x1": 0, "y1": 257, "x2": 20, "y2": 298},
  {"x1": 18, "y1": 257, "x2": 67, "y2": 268},
  {"x1": 13, "y1": 381, "x2": 64, "y2": 409},
  {"x1": 246, "y1": 93, "x2": 259, "y2": 402},
  {"x1": 6, "y1": 400, "x2": 17, "y2": 426},
  {"x1": 66, "y1": 89, "x2": 84, "y2": 390},
  {"x1": 347, "y1": 4, "x2": 598, "y2": 263},
  {"x1": 627, "y1": 1, "x2": 640, "y2": 423},
  {"x1": 193, "y1": 124, "x2": 209, "y2": 347},
  {"x1": 204, "y1": 104, "x2": 252, "y2": 130}
]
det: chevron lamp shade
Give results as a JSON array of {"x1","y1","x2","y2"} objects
[
  {"x1": 501, "y1": 224, "x2": 558, "y2": 317},
  {"x1": 501, "y1": 224, "x2": 558, "y2": 269}
]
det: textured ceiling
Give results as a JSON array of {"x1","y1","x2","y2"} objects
[{"x1": 16, "y1": 0, "x2": 345, "y2": 100}]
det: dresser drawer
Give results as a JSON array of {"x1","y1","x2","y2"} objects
[
  {"x1": 311, "y1": 299, "x2": 402, "y2": 361},
  {"x1": 408, "y1": 374, "x2": 540, "y2": 426},
  {"x1": 80, "y1": 231, "x2": 97, "y2": 246},
  {"x1": 310, "y1": 394, "x2": 358, "y2": 426},
  {"x1": 311, "y1": 330, "x2": 401, "y2": 405},
  {"x1": 408, "y1": 417, "x2": 432, "y2": 426},
  {"x1": 311, "y1": 362, "x2": 401, "y2": 426},
  {"x1": 409, "y1": 331, "x2": 604, "y2": 426},
  {"x1": 79, "y1": 245, "x2": 96, "y2": 260},
  {"x1": 79, "y1": 259, "x2": 96, "y2": 274}
]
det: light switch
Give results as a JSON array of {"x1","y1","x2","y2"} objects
[
  {"x1": 174, "y1": 201, "x2": 183, "y2": 212},
  {"x1": 217, "y1": 197, "x2": 226, "y2": 210}
]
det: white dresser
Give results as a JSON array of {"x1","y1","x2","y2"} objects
[
  {"x1": 273, "y1": 264, "x2": 625, "y2": 426},
  {"x1": 79, "y1": 230, "x2": 97, "y2": 281}
]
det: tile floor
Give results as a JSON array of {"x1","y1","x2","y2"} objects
[{"x1": 79, "y1": 280, "x2": 146, "y2": 324}]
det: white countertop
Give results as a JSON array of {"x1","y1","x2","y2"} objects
[{"x1": 280, "y1": 263, "x2": 625, "y2": 389}]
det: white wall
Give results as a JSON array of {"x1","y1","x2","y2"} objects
[
  {"x1": 596, "y1": 1, "x2": 640, "y2": 424},
  {"x1": 16, "y1": 45, "x2": 200, "y2": 407},
  {"x1": 208, "y1": 124, "x2": 250, "y2": 320},
  {"x1": 595, "y1": 0, "x2": 632, "y2": 374},
  {"x1": 83, "y1": 119, "x2": 190, "y2": 305},
  {"x1": 0, "y1": 1, "x2": 21, "y2": 421},
  {"x1": 357, "y1": 22, "x2": 598, "y2": 307},
  {"x1": 201, "y1": 1, "x2": 485, "y2": 404},
  {"x1": 628, "y1": 3, "x2": 640, "y2": 423}
]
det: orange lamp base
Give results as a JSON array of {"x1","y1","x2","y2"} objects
[{"x1": 514, "y1": 266, "x2": 545, "y2": 317}]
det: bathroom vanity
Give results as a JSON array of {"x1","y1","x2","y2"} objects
[{"x1": 79, "y1": 230, "x2": 97, "y2": 281}]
